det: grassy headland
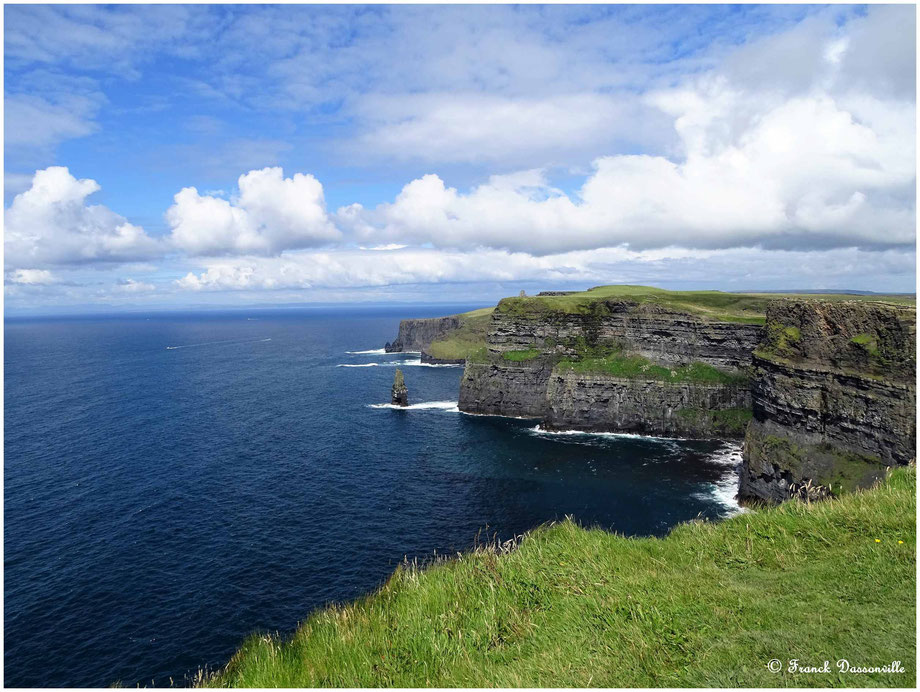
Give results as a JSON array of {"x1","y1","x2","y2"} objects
[
  {"x1": 426, "y1": 307, "x2": 494, "y2": 361},
  {"x1": 495, "y1": 285, "x2": 915, "y2": 325},
  {"x1": 202, "y1": 468, "x2": 915, "y2": 688},
  {"x1": 558, "y1": 350, "x2": 749, "y2": 386}
]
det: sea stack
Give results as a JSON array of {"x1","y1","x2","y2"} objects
[{"x1": 391, "y1": 368, "x2": 409, "y2": 407}]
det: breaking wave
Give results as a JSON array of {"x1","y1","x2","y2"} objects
[
  {"x1": 526, "y1": 425, "x2": 688, "y2": 442},
  {"x1": 337, "y1": 359, "x2": 462, "y2": 368},
  {"x1": 368, "y1": 401, "x2": 459, "y2": 411},
  {"x1": 696, "y1": 442, "x2": 746, "y2": 516},
  {"x1": 345, "y1": 348, "x2": 388, "y2": 355}
]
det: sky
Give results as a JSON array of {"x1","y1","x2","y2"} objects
[{"x1": 3, "y1": 3, "x2": 917, "y2": 314}]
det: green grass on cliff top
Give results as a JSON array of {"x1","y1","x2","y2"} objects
[
  {"x1": 201, "y1": 468, "x2": 915, "y2": 688},
  {"x1": 496, "y1": 285, "x2": 916, "y2": 324},
  {"x1": 426, "y1": 307, "x2": 494, "y2": 361}
]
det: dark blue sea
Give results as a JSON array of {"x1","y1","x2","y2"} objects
[{"x1": 4, "y1": 306, "x2": 743, "y2": 687}]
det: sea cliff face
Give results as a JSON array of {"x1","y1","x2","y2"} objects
[
  {"x1": 488, "y1": 301, "x2": 762, "y2": 370},
  {"x1": 385, "y1": 316, "x2": 461, "y2": 353},
  {"x1": 739, "y1": 300, "x2": 916, "y2": 502},
  {"x1": 459, "y1": 298, "x2": 758, "y2": 438}
]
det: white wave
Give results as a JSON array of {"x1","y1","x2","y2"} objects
[
  {"x1": 368, "y1": 400, "x2": 459, "y2": 411},
  {"x1": 345, "y1": 348, "x2": 387, "y2": 355},
  {"x1": 336, "y1": 359, "x2": 463, "y2": 368},
  {"x1": 166, "y1": 337, "x2": 271, "y2": 350},
  {"x1": 696, "y1": 442, "x2": 746, "y2": 516},
  {"x1": 527, "y1": 425, "x2": 687, "y2": 442}
]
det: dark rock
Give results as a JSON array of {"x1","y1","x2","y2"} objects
[
  {"x1": 384, "y1": 316, "x2": 461, "y2": 353},
  {"x1": 739, "y1": 300, "x2": 916, "y2": 502},
  {"x1": 391, "y1": 369, "x2": 409, "y2": 407}
]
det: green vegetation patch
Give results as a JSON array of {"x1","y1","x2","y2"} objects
[
  {"x1": 676, "y1": 407, "x2": 753, "y2": 436},
  {"x1": 850, "y1": 332, "x2": 880, "y2": 357},
  {"x1": 426, "y1": 308, "x2": 494, "y2": 361},
  {"x1": 203, "y1": 468, "x2": 916, "y2": 688},
  {"x1": 495, "y1": 285, "x2": 915, "y2": 325},
  {"x1": 502, "y1": 348, "x2": 541, "y2": 362},
  {"x1": 558, "y1": 351, "x2": 748, "y2": 386}
]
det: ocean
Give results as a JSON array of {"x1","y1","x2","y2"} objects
[{"x1": 4, "y1": 307, "x2": 743, "y2": 687}]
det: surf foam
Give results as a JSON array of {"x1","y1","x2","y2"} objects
[{"x1": 368, "y1": 401, "x2": 459, "y2": 411}]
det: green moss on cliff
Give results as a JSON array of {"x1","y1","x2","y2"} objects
[
  {"x1": 502, "y1": 348, "x2": 541, "y2": 362},
  {"x1": 676, "y1": 407, "x2": 753, "y2": 436},
  {"x1": 747, "y1": 429, "x2": 890, "y2": 496},
  {"x1": 559, "y1": 351, "x2": 748, "y2": 386},
  {"x1": 202, "y1": 468, "x2": 916, "y2": 688}
]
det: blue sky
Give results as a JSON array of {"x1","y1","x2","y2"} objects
[{"x1": 4, "y1": 3, "x2": 916, "y2": 314}]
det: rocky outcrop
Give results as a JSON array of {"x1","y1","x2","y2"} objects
[
  {"x1": 459, "y1": 300, "x2": 758, "y2": 437},
  {"x1": 739, "y1": 301, "x2": 916, "y2": 502},
  {"x1": 385, "y1": 316, "x2": 461, "y2": 353},
  {"x1": 543, "y1": 372, "x2": 751, "y2": 437},
  {"x1": 391, "y1": 369, "x2": 409, "y2": 407},
  {"x1": 459, "y1": 358, "x2": 555, "y2": 419},
  {"x1": 487, "y1": 301, "x2": 762, "y2": 370}
]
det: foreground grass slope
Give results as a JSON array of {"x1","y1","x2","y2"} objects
[{"x1": 203, "y1": 468, "x2": 915, "y2": 687}]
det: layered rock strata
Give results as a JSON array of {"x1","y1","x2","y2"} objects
[
  {"x1": 459, "y1": 300, "x2": 758, "y2": 438},
  {"x1": 739, "y1": 300, "x2": 916, "y2": 502}
]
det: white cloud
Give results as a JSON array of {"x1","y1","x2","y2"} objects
[
  {"x1": 174, "y1": 245, "x2": 915, "y2": 295},
  {"x1": 166, "y1": 167, "x2": 341, "y2": 256},
  {"x1": 4, "y1": 167, "x2": 162, "y2": 268},
  {"x1": 349, "y1": 14, "x2": 915, "y2": 255},
  {"x1": 6, "y1": 268, "x2": 57, "y2": 285},
  {"x1": 116, "y1": 278, "x2": 156, "y2": 292}
]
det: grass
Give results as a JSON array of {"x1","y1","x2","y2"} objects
[
  {"x1": 426, "y1": 308, "x2": 494, "y2": 361},
  {"x1": 502, "y1": 348, "x2": 541, "y2": 362},
  {"x1": 558, "y1": 351, "x2": 749, "y2": 386},
  {"x1": 495, "y1": 285, "x2": 915, "y2": 325},
  {"x1": 201, "y1": 468, "x2": 915, "y2": 688}
]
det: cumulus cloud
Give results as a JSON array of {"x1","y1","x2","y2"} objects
[
  {"x1": 174, "y1": 245, "x2": 915, "y2": 294},
  {"x1": 4, "y1": 167, "x2": 161, "y2": 268},
  {"x1": 349, "y1": 7, "x2": 915, "y2": 255},
  {"x1": 166, "y1": 167, "x2": 341, "y2": 256},
  {"x1": 116, "y1": 278, "x2": 156, "y2": 292},
  {"x1": 6, "y1": 268, "x2": 57, "y2": 285}
]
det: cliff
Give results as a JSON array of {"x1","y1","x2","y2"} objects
[
  {"x1": 739, "y1": 300, "x2": 916, "y2": 502},
  {"x1": 385, "y1": 307, "x2": 494, "y2": 363},
  {"x1": 459, "y1": 287, "x2": 765, "y2": 438},
  {"x1": 385, "y1": 315, "x2": 461, "y2": 353}
]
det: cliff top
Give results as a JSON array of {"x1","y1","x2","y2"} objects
[
  {"x1": 756, "y1": 299, "x2": 916, "y2": 380},
  {"x1": 496, "y1": 285, "x2": 915, "y2": 325}
]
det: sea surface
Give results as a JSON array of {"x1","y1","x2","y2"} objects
[{"x1": 4, "y1": 307, "x2": 744, "y2": 687}]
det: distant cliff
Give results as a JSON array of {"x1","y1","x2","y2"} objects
[
  {"x1": 739, "y1": 300, "x2": 916, "y2": 502},
  {"x1": 385, "y1": 316, "x2": 461, "y2": 353},
  {"x1": 385, "y1": 308, "x2": 494, "y2": 363},
  {"x1": 459, "y1": 288, "x2": 765, "y2": 438}
]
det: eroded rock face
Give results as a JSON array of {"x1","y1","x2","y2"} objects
[
  {"x1": 458, "y1": 300, "x2": 757, "y2": 437},
  {"x1": 459, "y1": 359, "x2": 554, "y2": 419},
  {"x1": 391, "y1": 369, "x2": 409, "y2": 407},
  {"x1": 487, "y1": 301, "x2": 762, "y2": 370},
  {"x1": 739, "y1": 300, "x2": 916, "y2": 502},
  {"x1": 544, "y1": 372, "x2": 751, "y2": 437},
  {"x1": 385, "y1": 317, "x2": 461, "y2": 353}
]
